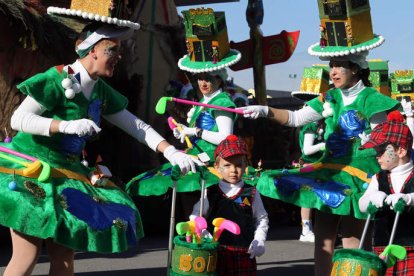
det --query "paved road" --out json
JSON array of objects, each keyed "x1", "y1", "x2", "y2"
[{"x1": 0, "y1": 225, "x2": 314, "y2": 275}]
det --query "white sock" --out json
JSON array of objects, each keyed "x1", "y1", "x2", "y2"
[{"x1": 302, "y1": 220, "x2": 313, "y2": 235}]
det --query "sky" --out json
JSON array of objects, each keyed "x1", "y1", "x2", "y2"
[{"x1": 177, "y1": 1, "x2": 414, "y2": 92}]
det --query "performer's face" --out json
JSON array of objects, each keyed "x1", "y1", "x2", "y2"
[
  {"x1": 93, "y1": 39, "x2": 122, "y2": 78},
  {"x1": 196, "y1": 74, "x2": 220, "y2": 96},
  {"x1": 375, "y1": 143, "x2": 401, "y2": 170},
  {"x1": 214, "y1": 155, "x2": 246, "y2": 184},
  {"x1": 329, "y1": 60, "x2": 359, "y2": 89}
]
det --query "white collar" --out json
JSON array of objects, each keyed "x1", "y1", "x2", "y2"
[
  {"x1": 202, "y1": 89, "x2": 222, "y2": 103},
  {"x1": 390, "y1": 161, "x2": 414, "y2": 175},
  {"x1": 71, "y1": 60, "x2": 97, "y2": 88},
  {"x1": 218, "y1": 179, "x2": 244, "y2": 195},
  {"x1": 340, "y1": 79, "x2": 365, "y2": 97}
]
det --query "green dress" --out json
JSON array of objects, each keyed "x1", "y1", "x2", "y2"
[
  {"x1": 257, "y1": 87, "x2": 399, "y2": 219},
  {"x1": 126, "y1": 92, "x2": 259, "y2": 196},
  {"x1": 0, "y1": 65, "x2": 143, "y2": 253}
]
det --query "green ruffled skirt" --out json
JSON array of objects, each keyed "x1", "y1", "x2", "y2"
[{"x1": 0, "y1": 142, "x2": 143, "y2": 253}]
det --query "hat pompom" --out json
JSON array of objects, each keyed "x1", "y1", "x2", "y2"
[{"x1": 387, "y1": 110, "x2": 404, "y2": 123}]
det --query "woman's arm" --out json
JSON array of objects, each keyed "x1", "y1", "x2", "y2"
[
  {"x1": 239, "y1": 105, "x2": 323, "y2": 127},
  {"x1": 200, "y1": 110, "x2": 233, "y2": 145},
  {"x1": 11, "y1": 96, "x2": 53, "y2": 136},
  {"x1": 103, "y1": 109, "x2": 165, "y2": 151},
  {"x1": 302, "y1": 132, "x2": 325, "y2": 156}
]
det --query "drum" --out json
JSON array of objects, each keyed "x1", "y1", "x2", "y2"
[
  {"x1": 331, "y1": 248, "x2": 387, "y2": 276},
  {"x1": 171, "y1": 236, "x2": 218, "y2": 275}
]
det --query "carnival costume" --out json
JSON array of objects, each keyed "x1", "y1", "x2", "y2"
[
  {"x1": 358, "y1": 120, "x2": 414, "y2": 275},
  {"x1": 255, "y1": 0, "x2": 399, "y2": 221},
  {"x1": 258, "y1": 84, "x2": 398, "y2": 219},
  {"x1": 0, "y1": 62, "x2": 143, "y2": 253},
  {"x1": 190, "y1": 135, "x2": 269, "y2": 275},
  {"x1": 125, "y1": 7, "x2": 260, "y2": 198}
]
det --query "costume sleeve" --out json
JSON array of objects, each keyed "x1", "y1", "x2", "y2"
[
  {"x1": 103, "y1": 109, "x2": 165, "y2": 151},
  {"x1": 358, "y1": 175, "x2": 380, "y2": 213},
  {"x1": 363, "y1": 92, "x2": 400, "y2": 119},
  {"x1": 16, "y1": 68, "x2": 63, "y2": 111},
  {"x1": 252, "y1": 192, "x2": 269, "y2": 242},
  {"x1": 303, "y1": 132, "x2": 325, "y2": 156},
  {"x1": 200, "y1": 111, "x2": 234, "y2": 145},
  {"x1": 10, "y1": 96, "x2": 53, "y2": 136},
  {"x1": 286, "y1": 106, "x2": 324, "y2": 127}
]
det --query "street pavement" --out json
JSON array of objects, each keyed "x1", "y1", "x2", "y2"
[{"x1": 0, "y1": 225, "x2": 314, "y2": 275}]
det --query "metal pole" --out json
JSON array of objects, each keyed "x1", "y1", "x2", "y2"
[
  {"x1": 167, "y1": 180, "x2": 177, "y2": 275},
  {"x1": 358, "y1": 214, "x2": 371, "y2": 249},
  {"x1": 199, "y1": 178, "x2": 206, "y2": 217},
  {"x1": 388, "y1": 212, "x2": 401, "y2": 245}
]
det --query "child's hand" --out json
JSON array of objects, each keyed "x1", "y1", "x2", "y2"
[
  {"x1": 248, "y1": 240, "x2": 265, "y2": 259},
  {"x1": 385, "y1": 193, "x2": 412, "y2": 209},
  {"x1": 368, "y1": 191, "x2": 387, "y2": 208}
]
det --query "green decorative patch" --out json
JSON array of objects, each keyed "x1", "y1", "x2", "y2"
[
  {"x1": 113, "y1": 218, "x2": 127, "y2": 230},
  {"x1": 58, "y1": 194, "x2": 68, "y2": 209},
  {"x1": 24, "y1": 181, "x2": 46, "y2": 199}
]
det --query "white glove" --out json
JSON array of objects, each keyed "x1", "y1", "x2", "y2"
[
  {"x1": 237, "y1": 105, "x2": 269, "y2": 119},
  {"x1": 58, "y1": 119, "x2": 101, "y2": 137},
  {"x1": 358, "y1": 132, "x2": 371, "y2": 146},
  {"x1": 247, "y1": 239, "x2": 265, "y2": 259},
  {"x1": 177, "y1": 124, "x2": 198, "y2": 143},
  {"x1": 368, "y1": 191, "x2": 387, "y2": 208},
  {"x1": 163, "y1": 145, "x2": 196, "y2": 174},
  {"x1": 385, "y1": 193, "x2": 412, "y2": 209},
  {"x1": 172, "y1": 128, "x2": 181, "y2": 139},
  {"x1": 401, "y1": 99, "x2": 413, "y2": 116}
]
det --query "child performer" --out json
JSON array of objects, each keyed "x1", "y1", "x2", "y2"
[
  {"x1": 359, "y1": 120, "x2": 414, "y2": 275},
  {"x1": 190, "y1": 135, "x2": 269, "y2": 275}
]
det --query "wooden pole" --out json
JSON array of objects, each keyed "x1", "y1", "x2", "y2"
[{"x1": 246, "y1": 0, "x2": 266, "y2": 105}]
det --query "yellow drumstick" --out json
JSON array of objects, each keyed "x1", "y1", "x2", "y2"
[{"x1": 171, "y1": 118, "x2": 193, "y2": 149}]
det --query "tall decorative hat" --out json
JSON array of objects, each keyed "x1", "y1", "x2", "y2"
[
  {"x1": 47, "y1": 0, "x2": 140, "y2": 30},
  {"x1": 308, "y1": 0, "x2": 384, "y2": 58},
  {"x1": 178, "y1": 8, "x2": 241, "y2": 73},
  {"x1": 292, "y1": 64, "x2": 330, "y2": 101},
  {"x1": 390, "y1": 69, "x2": 414, "y2": 101}
]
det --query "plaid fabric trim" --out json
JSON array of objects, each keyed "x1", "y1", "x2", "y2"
[
  {"x1": 373, "y1": 246, "x2": 414, "y2": 275},
  {"x1": 363, "y1": 121, "x2": 413, "y2": 150},
  {"x1": 214, "y1": 135, "x2": 248, "y2": 159},
  {"x1": 216, "y1": 246, "x2": 257, "y2": 275}
]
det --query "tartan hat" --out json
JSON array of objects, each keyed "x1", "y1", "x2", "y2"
[
  {"x1": 360, "y1": 121, "x2": 413, "y2": 150},
  {"x1": 214, "y1": 135, "x2": 248, "y2": 159}
]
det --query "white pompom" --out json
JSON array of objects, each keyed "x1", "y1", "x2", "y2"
[
  {"x1": 323, "y1": 102, "x2": 331, "y2": 109},
  {"x1": 65, "y1": 89, "x2": 76, "y2": 99},
  {"x1": 61, "y1": 78, "x2": 72, "y2": 89}
]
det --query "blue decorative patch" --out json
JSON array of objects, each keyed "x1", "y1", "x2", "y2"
[
  {"x1": 274, "y1": 175, "x2": 350, "y2": 208},
  {"x1": 196, "y1": 112, "x2": 215, "y2": 131},
  {"x1": 234, "y1": 197, "x2": 242, "y2": 204},
  {"x1": 61, "y1": 188, "x2": 137, "y2": 246},
  {"x1": 326, "y1": 110, "x2": 366, "y2": 158},
  {"x1": 88, "y1": 99, "x2": 102, "y2": 126}
]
